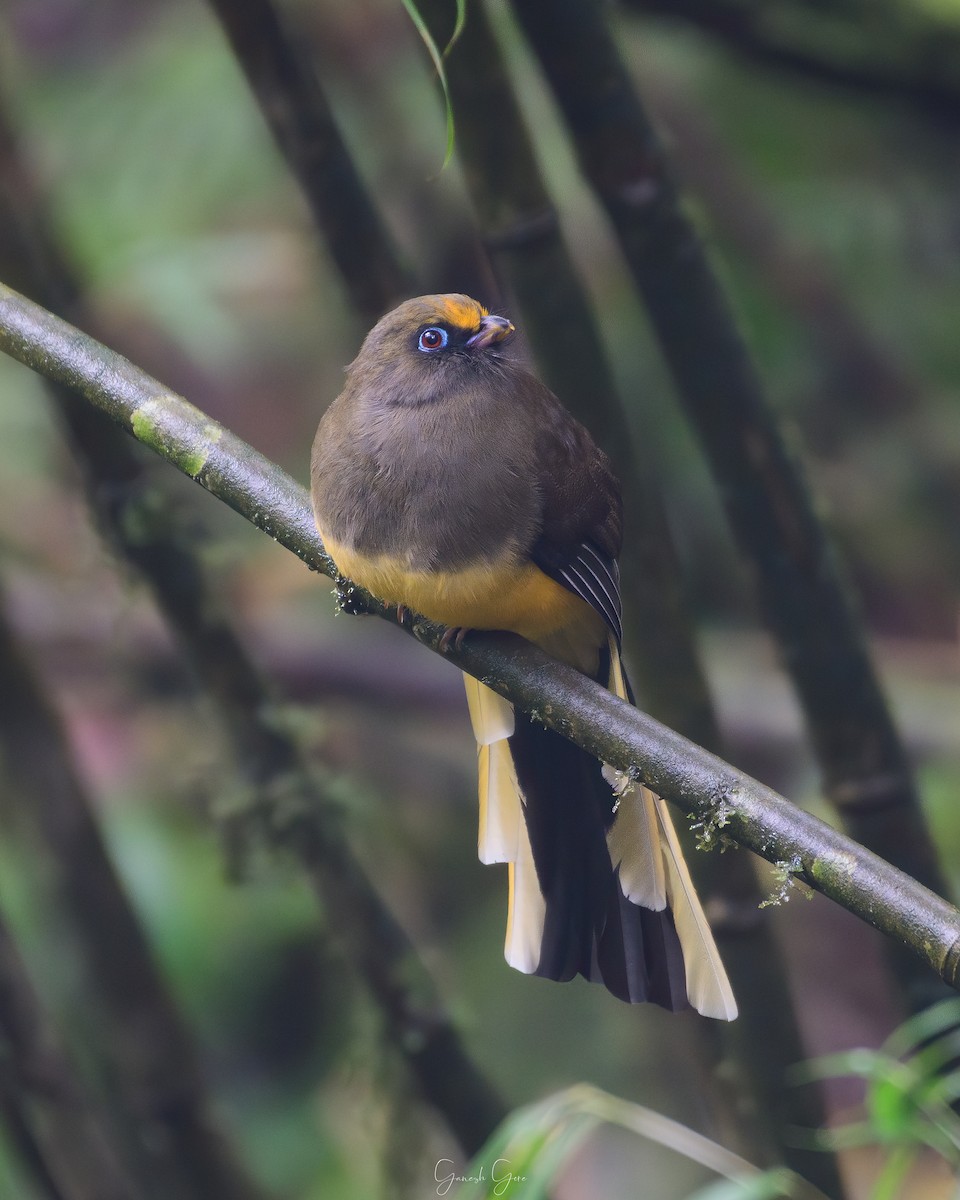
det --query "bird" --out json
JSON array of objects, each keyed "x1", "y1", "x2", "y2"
[{"x1": 310, "y1": 293, "x2": 736, "y2": 1019}]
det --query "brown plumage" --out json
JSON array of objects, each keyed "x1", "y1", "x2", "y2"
[{"x1": 311, "y1": 294, "x2": 736, "y2": 1018}]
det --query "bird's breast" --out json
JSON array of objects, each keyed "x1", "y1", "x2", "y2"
[
  {"x1": 313, "y1": 396, "x2": 541, "y2": 570},
  {"x1": 318, "y1": 529, "x2": 596, "y2": 647}
]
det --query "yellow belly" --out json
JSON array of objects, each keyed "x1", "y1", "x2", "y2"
[{"x1": 321, "y1": 530, "x2": 598, "y2": 648}]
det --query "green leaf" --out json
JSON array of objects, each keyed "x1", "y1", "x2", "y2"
[
  {"x1": 926, "y1": 1066, "x2": 960, "y2": 1107},
  {"x1": 789, "y1": 1048, "x2": 888, "y2": 1085},
  {"x1": 788, "y1": 1121, "x2": 875, "y2": 1153},
  {"x1": 867, "y1": 1062, "x2": 925, "y2": 1140},
  {"x1": 869, "y1": 1145, "x2": 917, "y2": 1200},
  {"x1": 457, "y1": 1085, "x2": 831, "y2": 1200},
  {"x1": 444, "y1": 0, "x2": 468, "y2": 56},
  {"x1": 400, "y1": 0, "x2": 468, "y2": 171},
  {"x1": 686, "y1": 1167, "x2": 805, "y2": 1200},
  {"x1": 882, "y1": 998, "x2": 960, "y2": 1060}
]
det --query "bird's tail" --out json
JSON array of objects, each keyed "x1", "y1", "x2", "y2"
[{"x1": 463, "y1": 640, "x2": 737, "y2": 1019}]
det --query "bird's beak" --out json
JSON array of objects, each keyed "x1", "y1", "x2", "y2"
[{"x1": 466, "y1": 314, "x2": 515, "y2": 349}]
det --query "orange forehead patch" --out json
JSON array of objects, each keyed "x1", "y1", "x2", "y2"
[{"x1": 435, "y1": 294, "x2": 488, "y2": 332}]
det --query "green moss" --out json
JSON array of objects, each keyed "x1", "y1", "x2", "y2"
[
  {"x1": 760, "y1": 855, "x2": 813, "y2": 908},
  {"x1": 132, "y1": 397, "x2": 221, "y2": 478}
]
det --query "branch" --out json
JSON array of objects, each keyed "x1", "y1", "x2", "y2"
[{"x1": 1, "y1": 282, "x2": 958, "y2": 996}]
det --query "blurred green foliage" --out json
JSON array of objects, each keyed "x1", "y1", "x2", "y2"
[{"x1": 794, "y1": 1000, "x2": 960, "y2": 1198}]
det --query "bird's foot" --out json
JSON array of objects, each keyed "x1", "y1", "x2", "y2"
[
  {"x1": 395, "y1": 603, "x2": 410, "y2": 627},
  {"x1": 438, "y1": 625, "x2": 470, "y2": 653}
]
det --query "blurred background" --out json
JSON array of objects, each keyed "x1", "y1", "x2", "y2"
[{"x1": 0, "y1": 0, "x2": 958, "y2": 1197}]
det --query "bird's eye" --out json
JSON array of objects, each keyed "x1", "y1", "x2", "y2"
[{"x1": 418, "y1": 326, "x2": 448, "y2": 352}]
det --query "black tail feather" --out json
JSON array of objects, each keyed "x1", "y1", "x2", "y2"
[{"x1": 508, "y1": 713, "x2": 688, "y2": 1010}]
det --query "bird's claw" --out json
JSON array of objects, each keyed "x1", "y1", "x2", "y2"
[{"x1": 438, "y1": 625, "x2": 470, "y2": 653}]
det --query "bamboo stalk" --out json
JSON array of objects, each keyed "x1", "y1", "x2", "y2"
[
  {"x1": 413, "y1": 2, "x2": 839, "y2": 1189},
  {"x1": 623, "y1": 0, "x2": 960, "y2": 126},
  {"x1": 508, "y1": 0, "x2": 951, "y2": 1015},
  {"x1": 420, "y1": 0, "x2": 717, "y2": 744},
  {"x1": 0, "y1": 911, "x2": 144, "y2": 1200},
  {"x1": 205, "y1": 0, "x2": 411, "y2": 320},
  {"x1": 0, "y1": 603, "x2": 273, "y2": 1200}
]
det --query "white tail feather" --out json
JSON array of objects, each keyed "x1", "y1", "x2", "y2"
[
  {"x1": 654, "y1": 795, "x2": 738, "y2": 1021},
  {"x1": 606, "y1": 633, "x2": 735, "y2": 1019},
  {"x1": 607, "y1": 638, "x2": 629, "y2": 700},
  {"x1": 606, "y1": 785, "x2": 667, "y2": 909},
  {"x1": 603, "y1": 635, "x2": 667, "y2": 909},
  {"x1": 465, "y1": 673, "x2": 546, "y2": 970},
  {"x1": 463, "y1": 674, "x2": 515, "y2": 744},
  {"x1": 466, "y1": 638, "x2": 735, "y2": 1018},
  {"x1": 477, "y1": 740, "x2": 522, "y2": 864},
  {"x1": 504, "y1": 820, "x2": 545, "y2": 974}
]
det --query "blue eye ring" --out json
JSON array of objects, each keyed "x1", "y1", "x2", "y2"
[{"x1": 418, "y1": 326, "x2": 448, "y2": 352}]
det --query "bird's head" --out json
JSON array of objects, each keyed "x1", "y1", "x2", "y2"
[{"x1": 345, "y1": 294, "x2": 516, "y2": 408}]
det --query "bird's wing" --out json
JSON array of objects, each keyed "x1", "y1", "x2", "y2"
[
  {"x1": 526, "y1": 394, "x2": 625, "y2": 646},
  {"x1": 533, "y1": 538, "x2": 623, "y2": 647}
]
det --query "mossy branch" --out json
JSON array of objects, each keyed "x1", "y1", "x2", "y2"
[{"x1": 1, "y1": 280, "x2": 959, "y2": 994}]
